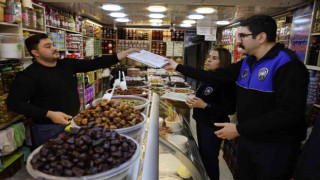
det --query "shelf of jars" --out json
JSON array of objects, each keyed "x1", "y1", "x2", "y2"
[
  {"x1": 0, "y1": 22, "x2": 19, "y2": 27},
  {"x1": 22, "y1": 28, "x2": 46, "y2": 34},
  {"x1": 46, "y1": 25, "x2": 81, "y2": 34}
]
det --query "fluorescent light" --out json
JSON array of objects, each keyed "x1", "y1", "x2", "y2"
[
  {"x1": 151, "y1": 23, "x2": 162, "y2": 26},
  {"x1": 148, "y1": 6, "x2": 166, "y2": 12},
  {"x1": 180, "y1": 23, "x2": 192, "y2": 27},
  {"x1": 188, "y1": 14, "x2": 204, "y2": 20},
  {"x1": 115, "y1": 18, "x2": 130, "y2": 22},
  {"x1": 149, "y1": 13, "x2": 165, "y2": 18},
  {"x1": 195, "y1": 7, "x2": 215, "y2": 14},
  {"x1": 102, "y1": 4, "x2": 122, "y2": 11},
  {"x1": 216, "y1": 20, "x2": 230, "y2": 25},
  {"x1": 149, "y1": 19, "x2": 162, "y2": 23},
  {"x1": 110, "y1": 12, "x2": 126, "y2": 18},
  {"x1": 183, "y1": 20, "x2": 196, "y2": 24},
  {"x1": 85, "y1": 19, "x2": 102, "y2": 27}
]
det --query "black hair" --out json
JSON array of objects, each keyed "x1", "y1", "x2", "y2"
[
  {"x1": 25, "y1": 33, "x2": 49, "y2": 59},
  {"x1": 240, "y1": 15, "x2": 277, "y2": 42}
]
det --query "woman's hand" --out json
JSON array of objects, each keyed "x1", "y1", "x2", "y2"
[{"x1": 185, "y1": 97, "x2": 207, "y2": 109}]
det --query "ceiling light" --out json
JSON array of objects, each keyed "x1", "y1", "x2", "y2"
[
  {"x1": 180, "y1": 23, "x2": 192, "y2": 27},
  {"x1": 149, "y1": 13, "x2": 165, "y2": 18},
  {"x1": 102, "y1": 4, "x2": 122, "y2": 11},
  {"x1": 148, "y1": 6, "x2": 166, "y2": 12},
  {"x1": 85, "y1": 19, "x2": 102, "y2": 27},
  {"x1": 115, "y1": 18, "x2": 130, "y2": 22},
  {"x1": 183, "y1": 20, "x2": 196, "y2": 24},
  {"x1": 216, "y1": 20, "x2": 230, "y2": 25},
  {"x1": 150, "y1": 19, "x2": 162, "y2": 23},
  {"x1": 195, "y1": 7, "x2": 215, "y2": 14},
  {"x1": 188, "y1": 14, "x2": 204, "y2": 20},
  {"x1": 151, "y1": 23, "x2": 162, "y2": 26},
  {"x1": 110, "y1": 12, "x2": 126, "y2": 18}
]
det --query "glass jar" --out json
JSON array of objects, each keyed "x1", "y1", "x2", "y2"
[
  {"x1": 0, "y1": 73, "x2": 4, "y2": 96},
  {"x1": 1, "y1": 67, "x2": 15, "y2": 93},
  {"x1": 0, "y1": 94, "x2": 9, "y2": 123},
  {"x1": 28, "y1": 9, "x2": 36, "y2": 29},
  {"x1": 22, "y1": 7, "x2": 30, "y2": 29},
  {"x1": 35, "y1": 9, "x2": 44, "y2": 31}
]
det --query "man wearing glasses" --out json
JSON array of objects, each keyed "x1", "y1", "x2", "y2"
[{"x1": 164, "y1": 15, "x2": 308, "y2": 180}]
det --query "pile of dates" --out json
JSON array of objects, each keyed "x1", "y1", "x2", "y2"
[
  {"x1": 113, "y1": 87, "x2": 145, "y2": 95},
  {"x1": 126, "y1": 80, "x2": 145, "y2": 86},
  {"x1": 167, "y1": 82, "x2": 188, "y2": 88},
  {"x1": 31, "y1": 124, "x2": 137, "y2": 177},
  {"x1": 74, "y1": 100, "x2": 144, "y2": 129}
]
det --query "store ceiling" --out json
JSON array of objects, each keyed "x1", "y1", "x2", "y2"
[{"x1": 39, "y1": 0, "x2": 310, "y2": 28}]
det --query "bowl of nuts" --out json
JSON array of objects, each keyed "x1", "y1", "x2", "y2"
[
  {"x1": 27, "y1": 125, "x2": 141, "y2": 180},
  {"x1": 71, "y1": 100, "x2": 147, "y2": 140}
]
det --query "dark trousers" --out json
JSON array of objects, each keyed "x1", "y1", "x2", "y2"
[
  {"x1": 196, "y1": 123, "x2": 222, "y2": 180},
  {"x1": 33, "y1": 123, "x2": 67, "y2": 146},
  {"x1": 238, "y1": 136, "x2": 300, "y2": 180}
]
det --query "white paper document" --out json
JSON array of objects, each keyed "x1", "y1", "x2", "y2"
[{"x1": 127, "y1": 50, "x2": 169, "y2": 68}]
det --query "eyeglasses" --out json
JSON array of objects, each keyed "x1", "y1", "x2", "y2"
[{"x1": 237, "y1": 33, "x2": 256, "y2": 41}]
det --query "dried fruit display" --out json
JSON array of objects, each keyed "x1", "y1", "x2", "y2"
[
  {"x1": 112, "y1": 87, "x2": 146, "y2": 95},
  {"x1": 126, "y1": 80, "x2": 146, "y2": 86},
  {"x1": 74, "y1": 99, "x2": 144, "y2": 129},
  {"x1": 31, "y1": 125, "x2": 137, "y2": 177},
  {"x1": 167, "y1": 82, "x2": 189, "y2": 88}
]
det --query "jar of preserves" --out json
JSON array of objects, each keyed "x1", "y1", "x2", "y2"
[
  {"x1": 28, "y1": 9, "x2": 36, "y2": 29},
  {"x1": 22, "y1": 7, "x2": 30, "y2": 29},
  {"x1": 35, "y1": 9, "x2": 44, "y2": 31},
  {"x1": 1, "y1": 67, "x2": 15, "y2": 93},
  {"x1": 0, "y1": 94, "x2": 9, "y2": 123}
]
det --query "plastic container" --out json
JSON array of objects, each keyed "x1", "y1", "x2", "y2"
[
  {"x1": 26, "y1": 135, "x2": 141, "y2": 180},
  {"x1": 1, "y1": 67, "x2": 15, "y2": 93},
  {"x1": 0, "y1": 34, "x2": 23, "y2": 59},
  {"x1": 168, "y1": 135, "x2": 188, "y2": 153},
  {"x1": 106, "y1": 88, "x2": 149, "y2": 98},
  {"x1": 165, "y1": 116, "x2": 182, "y2": 132},
  {"x1": 93, "y1": 95, "x2": 149, "y2": 115},
  {"x1": 71, "y1": 113, "x2": 147, "y2": 140}
]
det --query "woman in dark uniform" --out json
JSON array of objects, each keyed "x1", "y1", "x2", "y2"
[{"x1": 185, "y1": 48, "x2": 236, "y2": 180}]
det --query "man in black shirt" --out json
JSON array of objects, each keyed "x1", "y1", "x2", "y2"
[{"x1": 7, "y1": 33, "x2": 139, "y2": 146}]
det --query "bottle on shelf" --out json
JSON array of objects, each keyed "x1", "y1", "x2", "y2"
[{"x1": 309, "y1": 38, "x2": 320, "y2": 66}]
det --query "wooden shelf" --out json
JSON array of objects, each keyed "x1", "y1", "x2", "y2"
[
  {"x1": 0, "y1": 22, "x2": 19, "y2": 27},
  {"x1": 313, "y1": 103, "x2": 320, "y2": 108},
  {"x1": 32, "y1": 2, "x2": 45, "y2": 9},
  {"x1": 311, "y1": 32, "x2": 320, "y2": 36},
  {"x1": 47, "y1": 25, "x2": 82, "y2": 34},
  {"x1": 66, "y1": 49, "x2": 82, "y2": 51},
  {"x1": 0, "y1": 115, "x2": 25, "y2": 131},
  {"x1": 151, "y1": 40, "x2": 165, "y2": 42},
  {"x1": 117, "y1": 39, "x2": 149, "y2": 41},
  {"x1": 102, "y1": 38, "x2": 116, "y2": 40},
  {"x1": 306, "y1": 65, "x2": 320, "y2": 71},
  {"x1": 22, "y1": 28, "x2": 46, "y2": 34}
]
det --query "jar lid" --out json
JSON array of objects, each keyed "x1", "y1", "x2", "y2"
[{"x1": 1, "y1": 67, "x2": 12, "y2": 71}]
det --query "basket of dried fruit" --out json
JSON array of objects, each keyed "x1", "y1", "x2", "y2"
[
  {"x1": 26, "y1": 125, "x2": 140, "y2": 180},
  {"x1": 71, "y1": 100, "x2": 147, "y2": 139}
]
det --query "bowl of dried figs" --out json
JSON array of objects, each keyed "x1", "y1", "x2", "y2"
[
  {"x1": 27, "y1": 125, "x2": 140, "y2": 180},
  {"x1": 71, "y1": 100, "x2": 147, "y2": 139}
]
